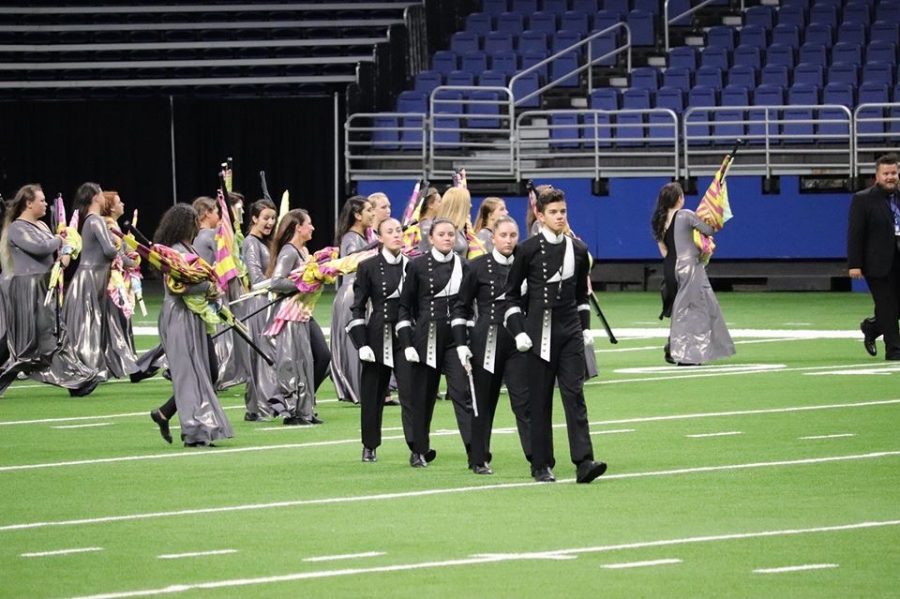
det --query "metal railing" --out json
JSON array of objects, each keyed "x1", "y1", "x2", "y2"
[
  {"x1": 664, "y1": 0, "x2": 746, "y2": 52},
  {"x1": 516, "y1": 108, "x2": 679, "y2": 179},
  {"x1": 682, "y1": 104, "x2": 854, "y2": 178},
  {"x1": 853, "y1": 102, "x2": 900, "y2": 176},
  {"x1": 344, "y1": 111, "x2": 428, "y2": 179},
  {"x1": 508, "y1": 22, "x2": 631, "y2": 107}
]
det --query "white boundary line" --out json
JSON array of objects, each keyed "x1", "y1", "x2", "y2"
[
  {"x1": 157, "y1": 550, "x2": 237, "y2": 560},
  {"x1": 67, "y1": 521, "x2": 898, "y2": 598},
  {"x1": 686, "y1": 432, "x2": 743, "y2": 438},
  {"x1": 589, "y1": 363, "x2": 900, "y2": 386},
  {"x1": 3, "y1": 450, "x2": 898, "y2": 533},
  {"x1": 754, "y1": 563, "x2": 838, "y2": 574},
  {"x1": 590, "y1": 429, "x2": 635, "y2": 436},
  {"x1": 21, "y1": 547, "x2": 103, "y2": 558},
  {"x1": 601, "y1": 558, "x2": 682, "y2": 569},
  {"x1": 2, "y1": 399, "x2": 899, "y2": 474},
  {"x1": 800, "y1": 434, "x2": 856, "y2": 440},
  {"x1": 51, "y1": 423, "x2": 113, "y2": 430},
  {"x1": 303, "y1": 551, "x2": 385, "y2": 562}
]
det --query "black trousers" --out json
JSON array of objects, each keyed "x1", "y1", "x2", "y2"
[
  {"x1": 469, "y1": 337, "x2": 531, "y2": 466},
  {"x1": 527, "y1": 322, "x2": 594, "y2": 472},
  {"x1": 309, "y1": 318, "x2": 331, "y2": 392},
  {"x1": 360, "y1": 354, "x2": 414, "y2": 450},
  {"x1": 409, "y1": 345, "x2": 472, "y2": 455},
  {"x1": 865, "y1": 253, "x2": 900, "y2": 360}
]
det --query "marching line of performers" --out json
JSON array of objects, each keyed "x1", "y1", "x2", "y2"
[{"x1": 0, "y1": 176, "x2": 750, "y2": 484}]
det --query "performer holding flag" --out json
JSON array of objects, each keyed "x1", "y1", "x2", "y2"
[{"x1": 652, "y1": 143, "x2": 741, "y2": 366}]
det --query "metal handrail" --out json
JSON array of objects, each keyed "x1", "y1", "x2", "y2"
[
  {"x1": 508, "y1": 22, "x2": 631, "y2": 107},
  {"x1": 344, "y1": 111, "x2": 428, "y2": 180},
  {"x1": 664, "y1": 0, "x2": 746, "y2": 52},
  {"x1": 853, "y1": 102, "x2": 900, "y2": 175}
]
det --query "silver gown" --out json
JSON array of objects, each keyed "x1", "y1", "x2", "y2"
[
  {"x1": 63, "y1": 213, "x2": 140, "y2": 379},
  {"x1": 476, "y1": 227, "x2": 494, "y2": 253},
  {"x1": 194, "y1": 227, "x2": 250, "y2": 390},
  {"x1": 241, "y1": 234, "x2": 279, "y2": 418},
  {"x1": 268, "y1": 244, "x2": 316, "y2": 420},
  {"x1": 0, "y1": 220, "x2": 100, "y2": 394},
  {"x1": 664, "y1": 210, "x2": 735, "y2": 364},
  {"x1": 329, "y1": 231, "x2": 367, "y2": 404},
  {"x1": 160, "y1": 242, "x2": 233, "y2": 444}
]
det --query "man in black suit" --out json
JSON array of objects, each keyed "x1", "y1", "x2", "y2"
[
  {"x1": 504, "y1": 187, "x2": 607, "y2": 484},
  {"x1": 848, "y1": 153, "x2": 900, "y2": 360}
]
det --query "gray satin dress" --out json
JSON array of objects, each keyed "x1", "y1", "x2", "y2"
[
  {"x1": 268, "y1": 244, "x2": 316, "y2": 420},
  {"x1": 63, "y1": 213, "x2": 142, "y2": 380},
  {"x1": 0, "y1": 220, "x2": 100, "y2": 395},
  {"x1": 161, "y1": 242, "x2": 233, "y2": 444},
  {"x1": 330, "y1": 231, "x2": 367, "y2": 404},
  {"x1": 193, "y1": 227, "x2": 250, "y2": 390},
  {"x1": 476, "y1": 228, "x2": 493, "y2": 253},
  {"x1": 242, "y1": 234, "x2": 279, "y2": 418},
  {"x1": 664, "y1": 209, "x2": 735, "y2": 364}
]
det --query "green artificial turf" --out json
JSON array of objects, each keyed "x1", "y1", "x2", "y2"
[{"x1": 1, "y1": 291, "x2": 898, "y2": 598}]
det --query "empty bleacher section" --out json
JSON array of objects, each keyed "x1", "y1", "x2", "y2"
[{"x1": 344, "y1": 0, "x2": 900, "y2": 183}]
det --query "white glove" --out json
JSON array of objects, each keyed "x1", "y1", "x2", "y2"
[
  {"x1": 358, "y1": 346, "x2": 376, "y2": 363},
  {"x1": 404, "y1": 347, "x2": 420, "y2": 363},
  {"x1": 456, "y1": 345, "x2": 473, "y2": 371},
  {"x1": 515, "y1": 333, "x2": 533, "y2": 352},
  {"x1": 583, "y1": 330, "x2": 593, "y2": 347}
]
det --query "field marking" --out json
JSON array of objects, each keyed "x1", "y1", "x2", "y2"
[
  {"x1": 601, "y1": 558, "x2": 682, "y2": 569},
  {"x1": 686, "y1": 432, "x2": 743, "y2": 439},
  {"x1": 21, "y1": 547, "x2": 103, "y2": 558},
  {"x1": 303, "y1": 551, "x2": 385, "y2": 562},
  {"x1": 754, "y1": 563, "x2": 838, "y2": 574},
  {"x1": 590, "y1": 429, "x2": 635, "y2": 436},
  {"x1": 66, "y1": 520, "x2": 898, "y2": 599},
  {"x1": 805, "y1": 366, "x2": 900, "y2": 376},
  {"x1": 3, "y1": 450, "x2": 899, "y2": 534},
  {"x1": 590, "y1": 362, "x2": 900, "y2": 386},
  {"x1": 2, "y1": 398, "x2": 899, "y2": 474},
  {"x1": 51, "y1": 423, "x2": 113, "y2": 430},
  {"x1": 800, "y1": 434, "x2": 856, "y2": 440},
  {"x1": 158, "y1": 550, "x2": 237, "y2": 560},
  {"x1": 615, "y1": 364, "x2": 784, "y2": 375}
]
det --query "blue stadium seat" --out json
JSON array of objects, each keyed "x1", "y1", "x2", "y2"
[
  {"x1": 451, "y1": 31, "x2": 480, "y2": 54},
  {"x1": 668, "y1": 0, "x2": 692, "y2": 26},
  {"x1": 529, "y1": 11, "x2": 558, "y2": 34},
  {"x1": 656, "y1": 86, "x2": 685, "y2": 113},
  {"x1": 856, "y1": 83, "x2": 888, "y2": 142},
  {"x1": 828, "y1": 62, "x2": 859, "y2": 86},
  {"x1": 634, "y1": 0, "x2": 660, "y2": 15},
  {"x1": 589, "y1": 31, "x2": 618, "y2": 66},
  {"x1": 461, "y1": 52, "x2": 489, "y2": 76},
  {"x1": 572, "y1": 0, "x2": 599, "y2": 15},
  {"x1": 809, "y1": 3, "x2": 838, "y2": 28},
  {"x1": 795, "y1": 63, "x2": 825, "y2": 87},
  {"x1": 615, "y1": 112, "x2": 645, "y2": 146},
  {"x1": 866, "y1": 41, "x2": 897, "y2": 66},
  {"x1": 837, "y1": 22, "x2": 866, "y2": 46},
  {"x1": 561, "y1": 10, "x2": 590, "y2": 35},
  {"x1": 485, "y1": 31, "x2": 515, "y2": 54},
  {"x1": 728, "y1": 65, "x2": 758, "y2": 89},
  {"x1": 590, "y1": 87, "x2": 620, "y2": 110},
  {"x1": 832, "y1": 42, "x2": 863, "y2": 66},
  {"x1": 550, "y1": 113, "x2": 581, "y2": 148},
  {"x1": 542, "y1": 0, "x2": 568, "y2": 14},
  {"x1": 468, "y1": 90, "x2": 502, "y2": 129},
  {"x1": 876, "y1": 2, "x2": 900, "y2": 24},
  {"x1": 772, "y1": 24, "x2": 801, "y2": 49},
  {"x1": 521, "y1": 51, "x2": 549, "y2": 81},
  {"x1": 696, "y1": 65, "x2": 724, "y2": 90},
  {"x1": 466, "y1": 12, "x2": 493, "y2": 35},
  {"x1": 858, "y1": 81, "x2": 890, "y2": 104},
  {"x1": 511, "y1": 71, "x2": 541, "y2": 107},
  {"x1": 553, "y1": 30, "x2": 583, "y2": 55},
  {"x1": 707, "y1": 26, "x2": 736, "y2": 50},
  {"x1": 823, "y1": 82, "x2": 854, "y2": 107},
  {"x1": 784, "y1": 83, "x2": 819, "y2": 140},
  {"x1": 740, "y1": 25, "x2": 768, "y2": 50},
  {"x1": 432, "y1": 50, "x2": 458, "y2": 75},
  {"x1": 631, "y1": 66, "x2": 660, "y2": 91},
  {"x1": 734, "y1": 45, "x2": 762, "y2": 69},
  {"x1": 483, "y1": 0, "x2": 508, "y2": 16},
  {"x1": 519, "y1": 30, "x2": 549, "y2": 54},
  {"x1": 745, "y1": 5, "x2": 775, "y2": 29},
  {"x1": 397, "y1": 91, "x2": 428, "y2": 147},
  {"x1": 663, "y1": 66, "x2": 693, "y2": 92},
  {"x1": 686, "y1": 86, "x2": 717, "y2": 143},
  {"x1": 749, "y1": 84, "x2": 784, "y2": 143},
  {"x1": 701, "y1": 46, "x2": 730, "y2": 70},
  {"x1": 649, "y1": 110, "x2": 677, "y2": 146},
  {"x1": 714, "y1": 109, "x2": 746, "y2": 141},
  {"x1": 479, "y1": 70, "x2": 508, "y2": 88},
  {"x1": 843, "y1": 2, "x2": 872, "y2": 26},
  {"x1": 414, "y1": 70, "x2": 443, "y2": 95},
  {"x1": 862, "y1": 61, "x2": 893, "y2": 85},
  {"x1": 447, "y1": 70, "x2": 475, "y2": 87},
  {"x1": 605, "y1": 0, "x2": 632, "y2": 18},
  {"x1": 804, "y1": 23, "x2": 833, "y2": 48},
  {"x1": 549, "y1": 51, "x2": 580, "y2": 87},
  {"x1": 512, "y1": 0, "x2": 539, "y2": 14},
  {"x1": 870, "y1": 21, "x2": 900, "y2": 44},
  {"x1": 669, "y1": 46, "x2": 698, "y2": 71},
  {"x1": 372, "y1": 116, "x2": 399, "y2": 150},
  {"x1": 623, "y1": 87, "x2": 651, "y2": 109},
  {"x1": 761, "y1": 64, "x2": 790, "y2": 87},
  {"x1": 778, "y1": 4, "x2": 806, "y2": 28},
  {"x1": 491, "y1": 50, "x2": 519, "y2": 75},
  {"x1": 818, "y1": 99, "x2": 851, "y2": 140},
  {"x1": 799, "y1": 43, "x2": 827, "y2": 67},
  {"x1": 397, "y1": 90, "x2": 428, "y2": 113},
  {"x1": 593, "y1": 9, "x2": 620, "y2": 32},
  {"x1": 626, "y1": 9, "x2": 655, "y2": 46},
  {"x1": 766, "y1": 43, "x2": 795, "y2": 68},
  {"x1": 497, "y1": 12, "x2": 525, "y2": 34},
  {"x1": 722, "y1": 85, "x2": 750, "y2": 106}
]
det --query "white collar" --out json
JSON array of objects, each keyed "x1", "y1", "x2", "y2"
[
  {"x1": 491, "y1": 248, "x2": 514, "y2": 265},
  {"x1": 381, "y1": 247, "x2": 403, "y2": 265},
  {"x1": 540, "y1": 226, "x2": 566, "y2": 245},
  {"x1": 430, "y1": 246, "x2": 454, "y2": 263}
]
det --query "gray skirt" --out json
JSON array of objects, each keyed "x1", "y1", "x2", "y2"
[
  {"x1": 329, "y1": 281, "x2": 362, "y2": 403},
  {"x1": 243, "y1": 293, "x2": 279, "y2": 418},
  {"x1": 669, "y1": 260, "x2": 735, "y2": 364},
  {"x1": 272, "y1": 319, "x2": 316, "y2": 420},
  {"x1": 213, "y1": 277, "x2": 250, "y2": 390}
]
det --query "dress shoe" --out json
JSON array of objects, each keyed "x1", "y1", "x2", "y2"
[
  {"x1": 129, "y1": 368, "x2": 159, "y2": 384},
  {"x1": 184, "y1": 441, "x2": 216, "y2": 448},
  {"x1": 861, "y1": 319, "x2": 877, "y2": 357},
  {"x1": 362, "y1": 447, "x2": 377, "y2": 462},
  {"x1": 283, "y1": 416, "x2": 313, "y2": 426},
  {"x1": 664, "y1": 342, "x2": 675, "y2": 365},
  {"x1": 243, "y1": 412, "x2": 260, "y2": 422},
  {"x1": 533, "y1": 466, "x2": 555, "y2": 483},
  {"x1": 409, "y1": 452, "x2": 427, "y2": 468},
  {"x1": 69, "y1": 378, "x2": 101, "y2": 397},
  {"x1": 576, "y1": 460, "x2": 608, "y2": 484},
  {"x1": 424, "y1": 449, "x2": 437, "y2": 463},
  {"x1": 150, "y1": 410, "x2": 172, "y2": 444},
  {"x1": 309, "y1": 415, "x2": 325, "y2": 425},
  {"x1": 162, "y1": 369, "x2": 172, "y2": 381},
  {"x1": 471, "y1": 463, "x2": 493, "y2": 475},
  {"x1": 384, "y1": 398, "x2": 400, "y2": 406}
]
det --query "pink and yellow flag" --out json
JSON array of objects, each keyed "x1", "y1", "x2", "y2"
[
  {"x1": 214, "y1": 188, "x2": 242, "y2": 289},
  {"x1": 693, "y1": 152, "x2": 735, "y2": 264}
]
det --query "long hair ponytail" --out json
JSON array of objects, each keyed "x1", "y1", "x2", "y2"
[{"x1": 651, "y1": 182, "x2": 684, "y2": 242}]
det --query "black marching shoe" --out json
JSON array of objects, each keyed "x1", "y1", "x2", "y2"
[
  {"x1": 69, "y1": 378, "x2": 101, "y2": 398},
  {"x1": 184, "y1": 441, "x2": 216, "y2": 448},
  {"x1": 362, "y1": 447, "x2": 377, "y2": 463},
  {"x1": 244, "y1": 412, "x2": 260, "y2": 422},
  {"x1": 471, "y1": 463, "x2": 493, "y2": 475},
  {"x1": 533, "y1": 466, "x2": 556, "y2": 483},
  {"x1": 283, "y1": 416, "x2": 313, "y2": 426},
  {"x1": 861, "y1": 319, "x2": 877, "y2": 357},
  {"x1": 129, "y1": 368, "x2": 159, "y2": 384},
  {"x1": 424, "y1": 449, "x2": 437, "y2": 463},
  {"x1": 150, "y1": 410, "x2": 172, "y2": 444},
  {"x1": 309, "y1": 415, "x2": 325, "y2": 425},
  {"x1": 409, "y1": 452, "x2": 427, "y2": 468},
  {"x1": 664, "y1": 342, "x2": 675, "y2": 365},
  {"x1": 576, "y1": 460, "x2": 608, "y2": 484}
]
